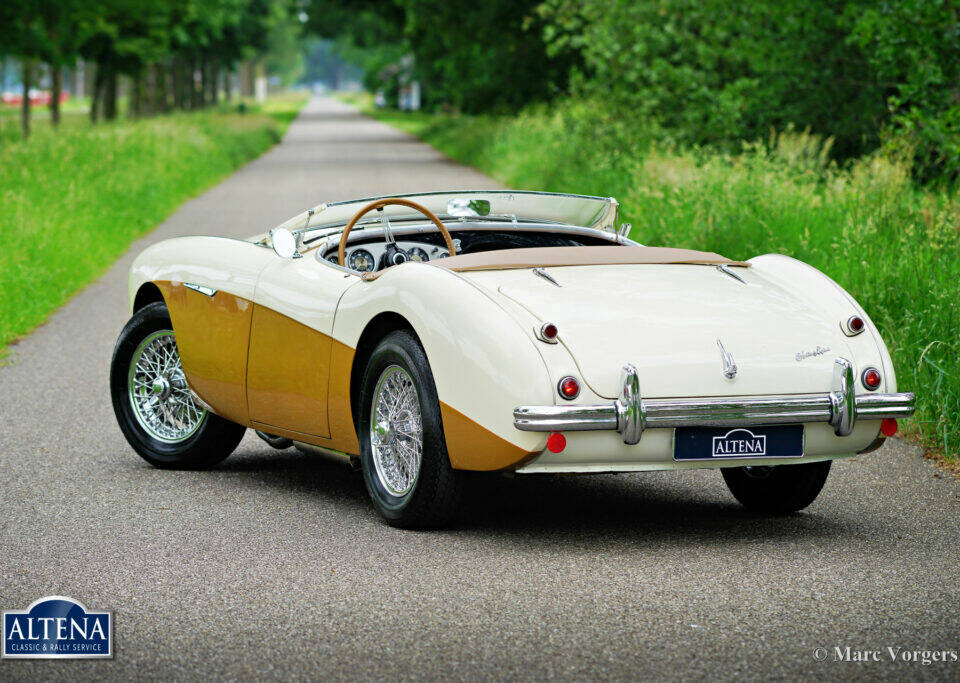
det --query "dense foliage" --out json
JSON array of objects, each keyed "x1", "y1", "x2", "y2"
[
  {"x1": 322, "y1": 0, "x2": 960, "y2": 181},
  {"x1": 307, "y1": 0, "x2": 571, "y2": 113}
]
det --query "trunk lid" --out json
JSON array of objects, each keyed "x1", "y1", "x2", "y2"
[{"x1": 469, "y1": 263, "x2": 852, "y2": 399}]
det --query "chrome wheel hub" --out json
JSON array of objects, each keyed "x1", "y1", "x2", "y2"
[
  {"x1": 151, "y1": 376, "x2": 172, "y2": 400},
  {"x1": 369, "y1": 365, "x2": 423, "y2": 496},
  {"x1": 128, "y1": 330, "x2": 206, "y2": 443}
]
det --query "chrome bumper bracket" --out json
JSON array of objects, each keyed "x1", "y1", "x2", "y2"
[{"x1": 513, "y1": 358, "x2": 915, "y2": 445}]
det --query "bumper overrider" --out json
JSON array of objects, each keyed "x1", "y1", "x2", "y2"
[{"x1": 514, "y1": 358, "x2": 915, "y2": 445}]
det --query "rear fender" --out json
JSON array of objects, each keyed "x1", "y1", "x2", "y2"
[{"x1": 334, "y1": 263, "x2": 553, "y2": 468}]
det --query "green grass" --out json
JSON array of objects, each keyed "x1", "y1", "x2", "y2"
[
  {"x1": 355, "y1": 95, "x2": 960, "y2": 461},
  {"x1": 0, "y1": 94, "x2": 307, "y2": 356}
]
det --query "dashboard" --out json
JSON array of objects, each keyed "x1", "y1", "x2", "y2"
[{"x1": 321, "y1": 240, "x2": 452, "y2": 273}]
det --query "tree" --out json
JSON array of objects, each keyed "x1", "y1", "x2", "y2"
[
  {"x1": 851, "y1": 0, "x2": 960, "y2": 181},
  {"x1": 305, "y1": 0, "x2": 572, "y2": 112},
  {"x1": 0, "y1": 1, "x2": 45, "y2": 137},
  {"x1": 35, "y1": 0, "x2": 95, "y2": 126}
]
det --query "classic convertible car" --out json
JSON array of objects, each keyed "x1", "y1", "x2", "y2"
[{"x1": 111, "y1": 190, "x2": 915, "y2": 527}]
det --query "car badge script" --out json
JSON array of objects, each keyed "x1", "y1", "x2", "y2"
[{"x1": 3, "y1": 596, "x2": 112, "y2": 659}]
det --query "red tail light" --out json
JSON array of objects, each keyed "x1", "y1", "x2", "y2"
[
  {"x1": 862, "y1": 367, "x2": 882, "y2": 390},
  {"x1": 536, "y1": 322, "x2": 559, "y2": 343},
  {"x1": 846, "y1": 315, "x2": 865, "y2": 335},
  {"x1": 558, "y1": 376, "x2": 580, "y2": 400},
  {"x1": 881, "y1": 418, "x2": 898, "y2": 437},
  {"x1": 547, "y1": 432, "x2": 566, "y2": 453}
]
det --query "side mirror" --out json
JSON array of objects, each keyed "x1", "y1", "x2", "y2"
[
  {"x1": 270, "y1": 228, "x2": 301, "y2": 259},
  {"x1": 447, "y1": 198, "x2": 491, "y2": 217}
]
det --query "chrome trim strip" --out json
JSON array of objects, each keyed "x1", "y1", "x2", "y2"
[
  {"x1": 533, "y1": 267, "x2": 561, "y2": 287},
  {"x1": 717, "y1": 263, "x2": 746, "y2": 284},
  {"x1": 189, "y1": 389, "x2": 217, "y2": 414},
  {"x1": 514, "y1": 360, "x2": 915, "y2": 444},
  {"x1": 184, "y1": 283, "x2": 217, "y2": 297}
]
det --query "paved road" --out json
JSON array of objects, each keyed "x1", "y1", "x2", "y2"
[{"x1": 1, "y1": 97, "x2": 957, "y2": 681}]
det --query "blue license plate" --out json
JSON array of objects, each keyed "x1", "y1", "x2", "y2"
[{"x1": 673, "y1": 425, "x2": 804, "y2": 461}]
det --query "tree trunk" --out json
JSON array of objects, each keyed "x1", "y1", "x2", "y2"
[
  {"x1": 90, "y1": 62, "x2": 103, "y2": 122},
  {"x1": 142, "y1": 65, "x2": 154, "y2": 116},
  {"x1": 209, "y1": 62, "x2": 219, "y2": 106},
  {"x1": 50, "y1": 65, "x2": 62, "y2": 127},
  {"x1": 240, "y1": 60, "x2": 254, "y2": 97},
  {"x1": 171, "y1": 60, "x2": 182, "y2": 110},
  {"x1": 200, "y1": 56, "x2": 208, "y2": 106},
  {"x1": 21, "y1": 59, "x2": 32, "y2": 138},
  {"x1": 155, "y1": 62, "x2": 169, "y2": 112},
  {"x1": 103, "y1": 66, "x2": 118, "y2": 120},
  {"x1": 192, "y1": 59, "x2": 202, "y2": 109},
  {"x1": 129, "y1": 71, "x2": 143, "y2": 118}
]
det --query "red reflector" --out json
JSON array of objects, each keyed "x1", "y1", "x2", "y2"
[
  {"x1": 881, "y1": 418, "x2": 898, "y2": 437},
  {"x1": 848, "y1": 316, "x2": 865, "y2": 333},
  {"x1": 547, "y1": 432, "x2": 566, "y2": 453},
  {"x1": 862, "y1": 367, "x2": 882, "y2": 390},
  {"x1": 558, "y1": 376, "x2": 580, "y2": 400},
  {"x1": 541, "y1": 322, "x2": 558, "y2": 340}
]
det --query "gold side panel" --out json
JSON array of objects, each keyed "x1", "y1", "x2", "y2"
[
  {"x1": 327, "y1": 340, "x2": 360, "y2": 454},
  {"x1": 156, "y1": 281, "x2": 252, "y2": 425},
  {"x1": 440, "y1": 402, "x2": 537, "y2": 471},
  {"x1": 247, "y1": 305, "x2": 332, "y2": 438}
]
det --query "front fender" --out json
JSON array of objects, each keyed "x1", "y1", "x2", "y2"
[
  {"x1": 333, "y1": 263, "x2": 553, "y2": 468},
  {"x1": 127, "y1": 236, "x2": 272, "y2": 311}
]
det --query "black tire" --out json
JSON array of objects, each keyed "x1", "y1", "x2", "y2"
[
  {"x1": 110, "y1": 301, "x2": 246, "y2": 469},
  {"x1": 721, "y1": 460, "x2": 832, "y2": 515},
  {"x1": 358, "y1": 330, "x2": 463, "y2": 528}
]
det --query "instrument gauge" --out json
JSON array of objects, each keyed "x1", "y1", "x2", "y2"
[
  {"x1": 407, "y1": 247, "x2": 430, "y2": 263},
  {"x1": 348, "y1": 249, "x2": 376, "y2": 272}
]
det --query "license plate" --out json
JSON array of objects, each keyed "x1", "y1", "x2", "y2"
[{"x1": 673, "y1": 425, "x2": 804, "y2": 461}]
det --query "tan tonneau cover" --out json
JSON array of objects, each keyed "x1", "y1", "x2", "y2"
[{"x1": 434, "y1": 246, "x2": 749, "y2": 272}]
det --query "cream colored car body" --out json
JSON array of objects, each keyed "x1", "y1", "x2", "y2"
[{"x1": 127, "y1": 193, "x2": 903, "y2": 474}]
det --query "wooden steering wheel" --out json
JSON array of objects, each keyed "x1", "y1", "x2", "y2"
[{"x1": 338, "y1": 197, "x2": 457, "y2": 268}]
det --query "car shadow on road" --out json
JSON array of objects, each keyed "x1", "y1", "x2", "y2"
[{"x1": 217, "y1": 446, "x2": 853, "y2": 548}]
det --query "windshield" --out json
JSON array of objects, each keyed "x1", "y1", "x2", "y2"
[{"x1": 273, "y1": 190, "x2": 619, "y2": 235}]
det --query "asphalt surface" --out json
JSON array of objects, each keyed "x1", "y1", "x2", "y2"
[{"x1": 1, "y1": 97, "x2": 957, "y2": 681}]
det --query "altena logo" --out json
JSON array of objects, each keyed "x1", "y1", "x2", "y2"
[
  {"x1": 3, "y1": 596, "x2": 112, "y2": 659},
  {"x1": 712, "y1": 428, "x2": 767, "y2": 457}
]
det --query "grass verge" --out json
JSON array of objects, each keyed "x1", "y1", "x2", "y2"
[
  {"x1": 349, "y1": 94, "x2": 959, "y2": 461},
  {"x1": 0, "y1": 94, "x2": 307, "y2": 357}
]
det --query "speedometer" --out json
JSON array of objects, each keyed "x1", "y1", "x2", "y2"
[
  {"x1": 407, "y1": 247, "x2": 430, "y2": 262},
  {"x1": 348, "y1": 249, "x2": 376, "y2": 272}
]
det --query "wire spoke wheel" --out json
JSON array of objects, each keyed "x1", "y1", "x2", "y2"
[
  {"x1": 127, "y1": 330, "x2": 206, "y2": 443},
  {"x1": 369, "y1": 364, "x2": 423, "y2": 496}
]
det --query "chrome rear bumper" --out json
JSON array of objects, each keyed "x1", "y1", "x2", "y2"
[{"x1": 514, "y1": 358, "x2": 915, "y2": 445}]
